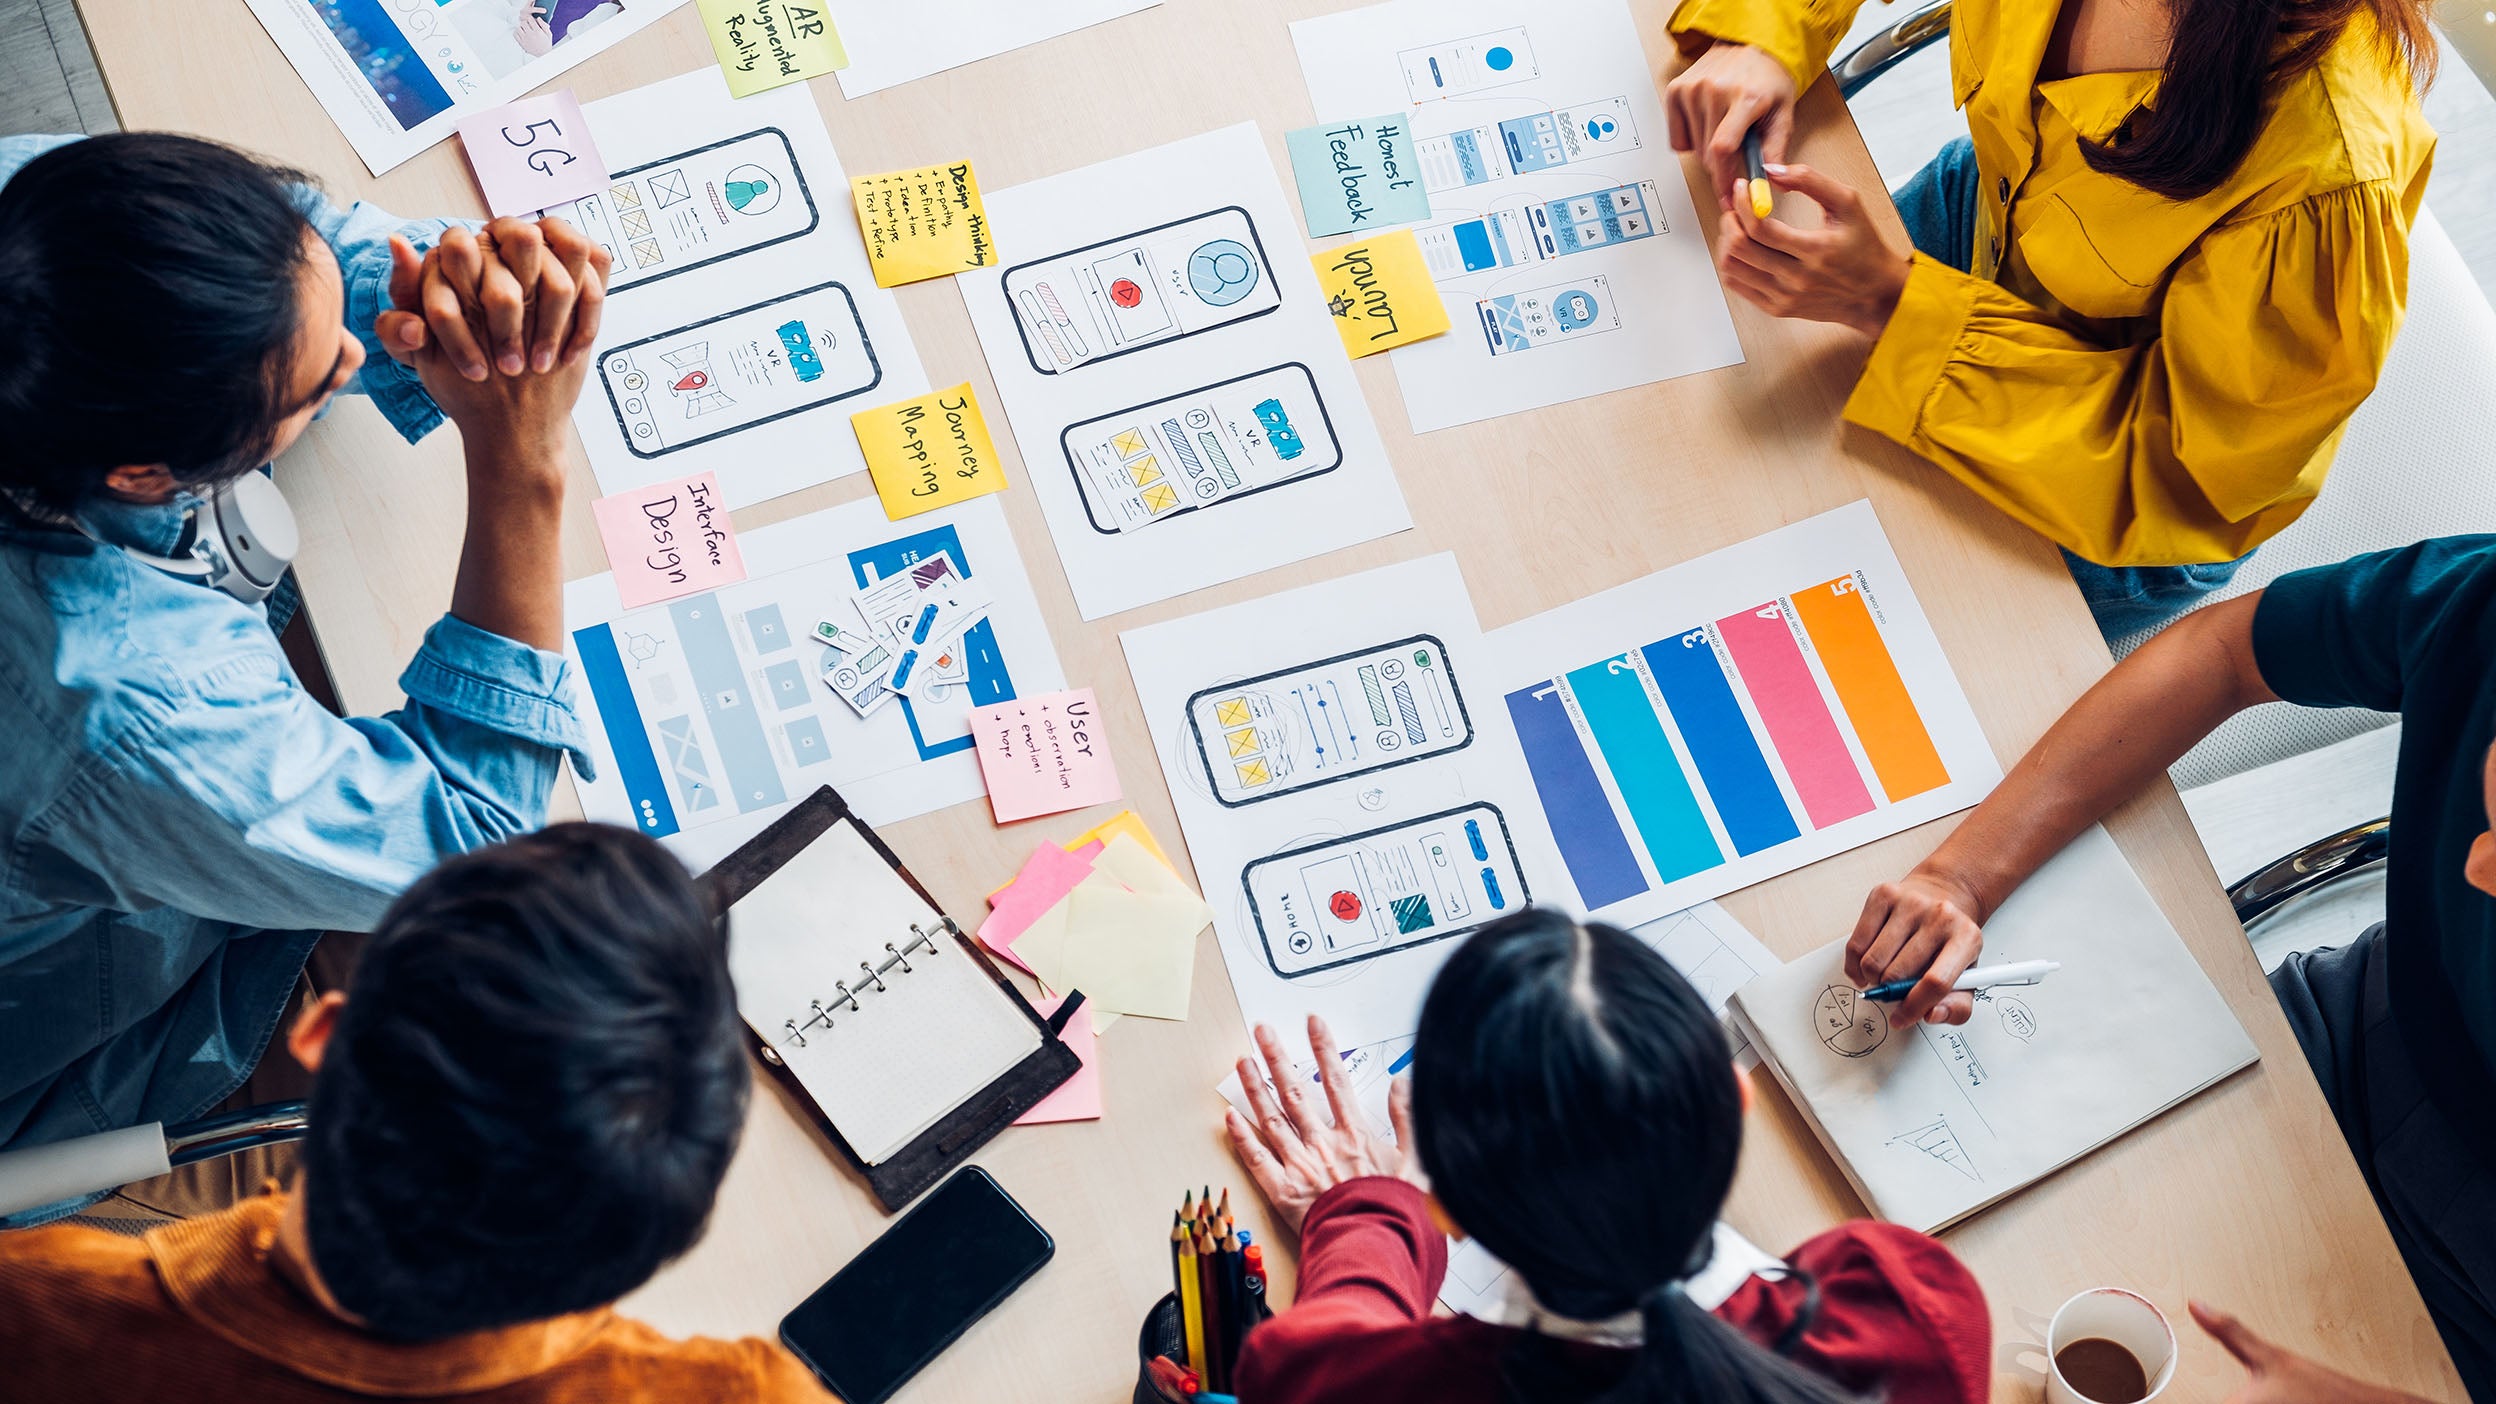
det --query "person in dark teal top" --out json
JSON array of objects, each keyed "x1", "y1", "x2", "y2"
[{"x1": 1836, "y1": 536, "x2": 2496, "y2": 1401}]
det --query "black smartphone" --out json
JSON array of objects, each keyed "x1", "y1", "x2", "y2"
[{"x1": 779, "y1": 1166, "x2": 1054, "y2": 1404}]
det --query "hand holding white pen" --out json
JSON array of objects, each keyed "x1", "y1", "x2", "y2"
[{"x1": 1862, "y1": 959, "x2": 2060, "y2": 1003}]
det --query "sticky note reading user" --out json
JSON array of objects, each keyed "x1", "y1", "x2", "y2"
[
  {"x1": 457, "y1": 89, "x2": 608, "y2": 218},
  {"x1": 853, "y1": 383, "x2": 1007, "y2": 520},
  {"x1": 850, "y1": 163, "x2": 996, "y2": 286},
  {"x1": 696, "y1": 0, "x2": 846, "y2": 97},
  {"x1": 590, "y1": 471, "x2": 746, "y2": 609},
  {"x1": 971, "y1": 688, "x2": 1121, "y2": 823},
  {"x1": 1314, "y1": 229, "x2": 1451, "y2": 358},
  {"x1": 1286, "y1": 114, "x2": 1430, "y2": 237}
]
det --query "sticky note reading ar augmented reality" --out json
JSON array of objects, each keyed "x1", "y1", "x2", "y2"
[
  {"x1": 851, "y1": 162, "x2": 996, "y2": 286},
  {"x1": 852, "y1": 383, "x2": 1008, "y2": 521},
  {"x1": 696, "y1": 0, "x2": 846, "y2": 98},
  {"x1": 1313, "y1": 228, "x2": 1450, "y2": 358}
]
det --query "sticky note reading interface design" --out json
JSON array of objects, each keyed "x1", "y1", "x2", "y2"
[
  {"x1": 589, "y1": 470, "x2": 747, "y2": 609},
  {"x1": 851, "y1": 162, "x2": 997, "y2": 286}
]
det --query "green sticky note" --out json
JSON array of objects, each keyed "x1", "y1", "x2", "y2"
[
  {"x1": 698, "y1": 0, "x2": 846, "y2": 97},
  {"x1": 1285, "y1": 114, "x2": 1431, "y2": 237}
]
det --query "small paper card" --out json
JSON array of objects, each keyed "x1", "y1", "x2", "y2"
[
  {"x1": 1314, "y1": 230, "x2": 1450, "y2": 358},
  {"x1": 852, "y1": 384, "x2": 1008, "y2": 520},
  {"x1": 1285, "y1": 115, "x2": 1430, "y2": 237},
  {"x1": 851, "y1": 163, "x2": 997, "y2": 286},
  {"x1": 457, "y1": 90, "x2": 608, "y2": 219},
  {"x1": 696, "y1": 0, "x2": 846, "y2": 97},
  {"x1": 1013, "y1": 996, "x2": 1102, "y2": 1124},
  {"x1": 589, "y1": 470, "x2": 745, "y2": 609},
  {"x1": 971, "y1": 688, "x2": 1121, "y2": 823}
]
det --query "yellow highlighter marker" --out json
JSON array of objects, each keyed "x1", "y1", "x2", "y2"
[{"x1": 1743, "y1": 127, "x2": 1774, "y2": 219}]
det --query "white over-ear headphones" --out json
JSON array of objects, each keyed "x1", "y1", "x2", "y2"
[{"x1": 104, "y1": 473, "x2": 300, "y2": 604}]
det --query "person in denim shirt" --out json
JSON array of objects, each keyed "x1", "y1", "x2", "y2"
[{"x1": 0, "y1": 131, "x2": 610, "y2": 1218}]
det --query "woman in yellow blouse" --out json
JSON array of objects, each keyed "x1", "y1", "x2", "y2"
[{"x1": 1664, "y1": 0, "x2": 2436, "y2": 634}]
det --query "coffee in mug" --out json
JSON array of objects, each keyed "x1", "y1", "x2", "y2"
[
  {"x1": 2053, "y1": 1336, "x2": 2151, "y2": 1403},
  {"x1": 2045, "y1": 1288, "x2": 2176, "y2": 1404}
]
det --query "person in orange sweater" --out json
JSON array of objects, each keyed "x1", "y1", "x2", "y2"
[
  {"x1": 0, "y1": 824, "x2": 832, "y2": 1402},
  {"x1": 1223, "y1": 908, "x2": 1992, "y2": 1404}
]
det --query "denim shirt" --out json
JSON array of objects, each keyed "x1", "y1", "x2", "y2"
[{"x1": 0, "y1": 136, "x2": 592, "y2": 1195}]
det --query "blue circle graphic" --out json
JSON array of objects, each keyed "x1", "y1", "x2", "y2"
[
  {"x1": 1552, "y1": 290, "x2": 1600, "y2": 331},
  {"x1": 1188, "y1": 239, "x2": 1261, "y2": 306},
  {"x1": 1586, "y1": 117, "x2": 1618, "y2": 141},
  {"x1": 1486, "y1": 46, "x2": 1514, "y2": 70}
]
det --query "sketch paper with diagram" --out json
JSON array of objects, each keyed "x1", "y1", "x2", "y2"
[
  {"x1": 963, "y1": 123, "x2": 1409, "y2": 620},
  {"x1": 1292, "y1": 0, "x2": 1744, "y2": 431},
  {"x1": 824, "y1": 0, "x2": 1161, "y2": 98},
  {"x1": 565, "y1": 493, "x2": 1064, "y2": 871},
  {"x1": 1481, "y1": 501, "x2": 2003, "y2": 931},
  {"x1": 1122, "y1": 555, "x2": 1568, "y2": 1047},
  {"x1": 554, "y1": 68, "x2": 929, "y2": 510},
  {"x1": 1728, "y1": 826, "x2": 2259, "y2": 1232}
]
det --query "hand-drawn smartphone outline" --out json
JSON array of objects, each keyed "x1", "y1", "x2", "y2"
[
  {"x1": 600, "y1": 280, "x2": 881, "y2": 460},
  {"x1": 1478, "y1": 274, "x2": 1623, "y2": 356},
  {"x1": 1243, "y1": 802, "x2": 1528, "y2": 979},
  {"x1": 1185, "y1": 634, "x2": 1473, "y2": 810},
  {"x1": 1058, "y1": 363, "x2": 1344, "y2": 536},
  {"x1": 999, "y1": 206, "x2": 1282, "y2": 376},
  {"x1": 578, "y1": 129, "x2": 820, "y2": 295}
]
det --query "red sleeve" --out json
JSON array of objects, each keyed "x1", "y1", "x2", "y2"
[
  {"x1": 1716, "y1": 1222, "x2": 1991, "y2": 1404},
  {"x1": 1233, "y1": 1178, "x2": 1447, "y2": 1404}
]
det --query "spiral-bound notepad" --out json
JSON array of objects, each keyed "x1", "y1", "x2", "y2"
[{"x1": 702, "y1": 787, "x2": 1081, "y2": 1209}]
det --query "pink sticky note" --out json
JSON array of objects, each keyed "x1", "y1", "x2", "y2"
[
  {"x1": 971, "y1": 689, "x2": 1122, "y2": 823},
  {"x1": 978, "y1": 841, "x2": 1101, "y2": 974},
  {"x1": 457, "y1": 89, "x2": 609, "y2": 218},
  {"x1": 1014, "y1": 996, "x2": 1102, "y2": 1124},
  {"x1": 591, "y1": 472, "x2": 746, "y2": 609}
]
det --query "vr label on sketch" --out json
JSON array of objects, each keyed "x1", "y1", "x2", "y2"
[
  {"x1": 600, "y1": 281, "x2": 881, "y2": 458},
  {"x1": 1245, "y1": 802, "x2": 1527, "y2": 978},
  {"x1": 1060, "y1": 364, "x2": 1344, "y2": 535}
]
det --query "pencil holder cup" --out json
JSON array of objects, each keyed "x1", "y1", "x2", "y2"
[{"x1": 1136, "y1": 1291, "x2": 1187, "y2": 1403}]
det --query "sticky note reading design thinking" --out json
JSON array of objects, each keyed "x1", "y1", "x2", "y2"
[
  {"x1": 457, "y1": 89, "x2": 609, "y2": 218},
  {"x1": 852, "y1": 383, "x2": 1007, "y2": 520},
  {"x1": 589, "y1": 470, "x2": 746, "y2": 609},
  {"x1": 851, "y1": 163, "x2": 996, "y2": 286},
  {"x1": 696, "y1": 0, "x2": 846, "y2": 98},
  {"x1": 1314, "y1": 229, "x2": 1450, "y2": 358},
  {"x1": 971, "y1": 688, "x2": 1121, "y2": 823},
  {"x1": 1285, "y1": 114, "x2": 1430, "y2": 237}
]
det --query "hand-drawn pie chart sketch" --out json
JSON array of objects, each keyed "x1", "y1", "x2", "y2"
[{"x1": 1814, "y1": 984, "x2": 1889, "y2": 1058}]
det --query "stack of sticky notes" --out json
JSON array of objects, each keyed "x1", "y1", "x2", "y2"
[{"x1": 979, "y1": 813, "x2": 1205, "y2": 1032}]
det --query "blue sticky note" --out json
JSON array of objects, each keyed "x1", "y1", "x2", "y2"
[{"x1": 1285, "y1": 114, "x2": 1432, "y2": 237}]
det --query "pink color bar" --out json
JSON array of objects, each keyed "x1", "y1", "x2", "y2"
[{"x1": 1715, "y1": 603, "x2": 1875, "y2": 828}]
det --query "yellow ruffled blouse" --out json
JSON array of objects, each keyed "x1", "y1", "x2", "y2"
[{"x1": 1669, "y1": 0, "x2": 2435, "y2": 567}]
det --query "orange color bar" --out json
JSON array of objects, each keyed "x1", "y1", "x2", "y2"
[{"x1": 1788, "y1": 576, "x2": 1950, "y2": 802}]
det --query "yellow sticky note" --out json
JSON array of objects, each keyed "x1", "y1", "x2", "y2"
[
  {"x1": 1071, "y1": 811, "x2": 1171, "y2": 870},
  {"x1": 1313, "y1": 229, "x2": 1450, "y2": 359},
  {"x1": 851, "y1": 162, "x2": 997, "y2": 287},
  {"x1": 1029, "y1": 872, "x2": 1203, "y2": 1023},
  {"x1": 696, "y1": 0, "x2": 845, "y2": 98},
  {"x1": 852, "y1": 384, "x2": 1007, "y2": 521},
  {"x1": 1094, "y1": 833, "x2": 1196, "y2": 904}
]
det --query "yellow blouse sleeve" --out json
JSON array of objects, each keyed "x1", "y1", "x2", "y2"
[
  {"x1": 1842, "y1": 181, "x2": 2413, "y2": 566},
  {"x1": 1666, "y1": 0, "x2": 1873, "y2": 97}
]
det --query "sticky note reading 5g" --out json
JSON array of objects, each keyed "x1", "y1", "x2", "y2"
[
  {"x1": 696, "y1": 0, "x2": 845, "y2": 98},
  {"x1": 1313, "y1": 229, "x2": 1450, "y2": 358},
  {"x1": 853, "y1": 383, "x2": 1008, "y2": 520},
  {"x1": 457, "y1": 90, "x2": 609, "y2": 218},
  {"x1": 851, "y1": 162, "x2": 996, "y2": 287}
]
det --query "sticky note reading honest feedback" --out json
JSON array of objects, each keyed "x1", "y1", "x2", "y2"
[
  {"x1": 851, "y1": 163, "x2": 996, "y2": 286},
  {"x1": 457, "y1": 89, "x2": 608, "y2": 218},
  {"x1": 697, "y1": 0, "x2": 846, "y2": 97},
  {"x1": 1286, "y1": 114, "x2": 1430, "y2": 237},
  {"x1": 971, "y1": 688, "x2": 1121, "y2": 823},
  {"x1": 590, "y1": 471, "x2": 746, "y2": 609},
  {"x1": 852, "y1": 383, "x2": 1007, "y2": 520},
  {"x1": 1314, "y1": 229, "x2": 1450, "y2": 358}
]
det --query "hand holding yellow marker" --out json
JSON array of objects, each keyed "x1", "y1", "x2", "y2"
[{"x1": 1743, "y1": 127, "x2": 1774, "y2": 219}]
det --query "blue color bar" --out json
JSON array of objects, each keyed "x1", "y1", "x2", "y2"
[
  {"x1": 1564, "y1": 656, "x2": 1724, "y2": 885},
  {"x1": 573, "y1": 624, "x2": 679, "y2": 839},
  {"x1": 1641, "y1": 632, "x2": 1800, "y2": 856},
  {"x1": 1505, "y1": 681, "x2": 1648, "y2": 908}
]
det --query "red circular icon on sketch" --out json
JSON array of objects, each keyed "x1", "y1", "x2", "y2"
[
  {"x1": 1329, "y1": 891, "x2": 1362, "y2": 922},
  {"x1": 1110, "y1": 278, "x2": 1144, "y2": 308}
]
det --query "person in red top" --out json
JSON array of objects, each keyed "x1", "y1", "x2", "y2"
[{"x1": 1222, "y1": 908, "x2": 1993, "y2": 1404}]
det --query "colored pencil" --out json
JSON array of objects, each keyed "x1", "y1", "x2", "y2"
[
  {"x1": 1219, "y1": 1226, "x2": 1247, "y2": 1381},
  {"x1": 1196, "y1": 1225, "x2": 1226, "y2": 1392},
  {"x1": 1177, "y1": 1216, "x2": 1206, "y2": 1377}
]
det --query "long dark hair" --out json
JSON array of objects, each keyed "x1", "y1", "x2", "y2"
[
  {"x1": 1411, "y1": 910, "x2": 1860, "y2": 1404},
  {"x1": 2085, "y1": 0, "x2": 2433, "y2": 199}
]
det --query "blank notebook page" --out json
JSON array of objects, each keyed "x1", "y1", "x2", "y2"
[{"x1": 726, "y1": 819, "x2": 1040, "y2": 1165}]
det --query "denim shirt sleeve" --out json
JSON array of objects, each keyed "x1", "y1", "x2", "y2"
[{"x1": 292, "y1": 186, "x2": 480, "y2": 446}]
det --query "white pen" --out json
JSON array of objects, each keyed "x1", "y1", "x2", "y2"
[{"x1": 1863, "y1": 959, "x2": 2061, "y2": 1003}]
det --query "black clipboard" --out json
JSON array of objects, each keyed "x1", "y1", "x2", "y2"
[{"x1": 700, "y1": 785, "x2": 1083, "y2": 1212}]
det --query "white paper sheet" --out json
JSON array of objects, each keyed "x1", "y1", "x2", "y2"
[
  {"x1": 825, "y1": 0, "x2": 1162, "y2": 98},
  {"x1": 565, "y1": 493, "x2": 1064, "y2": 870},
  {"x1": 555, "y1": 69, "x2": 929, "y2": 509},
  {"x1": 963, "y1": 123, "x2": 1411, "y2": 620},
  {"x1": 1292, "y1": 0, "x2": 1744, "y2": 431},
  {"x1": 244, "y1": 0, "x2": 691, "y2": 176},
  {"x1": 1481, "y1": 500, "x2": 2003, "y2": 929},
  {"x1": 1123, "y1": 555, "x2": 1564, "y2": 1048},
  {"x1": 1728, "y1": 826, "x2": 2260, "y2": 1232}
]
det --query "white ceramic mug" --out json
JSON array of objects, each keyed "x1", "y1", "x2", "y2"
[{"x1": 2045, "y1": 1288, "x2": 2179, "y2": 1404}]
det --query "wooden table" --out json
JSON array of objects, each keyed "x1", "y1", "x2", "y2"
[{"x1": 70, "y1": 1, "x2": 2465, "y2": 1398}]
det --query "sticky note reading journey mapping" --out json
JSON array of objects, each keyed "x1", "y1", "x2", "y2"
[
  {"x1": 971, "y1": 688, "x2": 1122, "y2": 823},
  {"x1": 696, "y1": 0, "x2": 846, "y2": 97},
  {"x1": 589, "y1": 470, "x2": 746, "y2": 609},
  {"x1": 1313, "y1": 229, "x2": 1450, "y2": 358},
  {"x1": 852, "y1": 383, "x2": 1008, "y2": 521},
  {"x1": 1286, "y1": 114, "x2": 1431, "y2": 238},
  {"x1": 852, "y1": 163, "x2": 997, "y2": 287},
  {"x1": 457, "y1": 90, "x2": 609, "y2": 219}
]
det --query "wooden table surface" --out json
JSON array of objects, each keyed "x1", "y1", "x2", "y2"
[{"x1": 69, "y1": 0, "x2": 2464, "y2": 1398}]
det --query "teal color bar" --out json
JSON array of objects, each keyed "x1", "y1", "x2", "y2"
[{"x1": 1563, "y1": 657, "x2": 1724, "y2": 884}]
